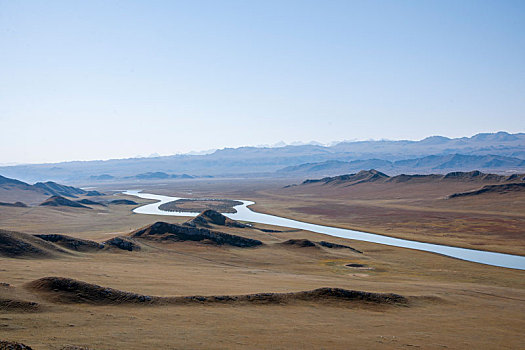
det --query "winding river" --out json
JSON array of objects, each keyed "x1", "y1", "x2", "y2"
[{"x1": 123, "y1": 190, "x2": 525, "y2": 270}]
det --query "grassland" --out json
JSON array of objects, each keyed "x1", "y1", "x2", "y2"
[
  {"x1": 117, "y1": 178, "x2": 525, "y2": 255},
  {"x1": 0, "y1": 179, "x2": 524, "y2": 349}
]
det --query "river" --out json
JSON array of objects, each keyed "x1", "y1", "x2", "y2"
[{"x1": 123, "y1": 190, "x2": 525, "y2": 270}]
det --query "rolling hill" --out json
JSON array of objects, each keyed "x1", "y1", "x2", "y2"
[
  {"x1": 0, "y1": 175, "x2": 104, "y2": 205},
  {"x1": 298, "y1": 170, "x2": 525, "y2": 187}
]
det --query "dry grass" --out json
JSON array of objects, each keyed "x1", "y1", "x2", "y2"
[{"x1": 0, "y1": 179, "x2": 524, "y2": 349}]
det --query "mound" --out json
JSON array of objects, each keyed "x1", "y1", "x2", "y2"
[
  {"x1": 449, "y1": 183, "x2": 525, "y2": 198},
  {"x1": 26, "y1": 277, "x2": 154, "y2": 305},
  {"x1": 176, "y1": 287, "x2": 407, "y2": 305},
  {"x1": 0, "y1": 229, "x2": 66, "y2": 258},
  {"x1": 76, "y1": 199, "x2": 106, "y2": 206},
  {"x1": 35, "y1": 234, "x2": 140, "y2": 252},
  {"x1": 40, "y1": 196, "x2": 90, "y2": 209},
  {"x1": 0, "y1": 297, "x2": 40, "y2": 312},
  {"x1": 185, "y1": 209, "x2": 247, "y2": 228},
  {"x1": 281, "y1": 239, "x2": 317, "y2": 248},
  {"x1": 0, "y1": 202, "x2": 27, "y2": 208},
  {"x1": 280, "y1": 239, "x2": 363, "y2": 252},
  {"x1": 27, "y1": 277, "x2": 408, "y2": 306},
  {"x1": 102, "y1": 237, "x2": 141, "y2": 251},
  {"x1": 0, "y1": 340, "x2": 33, "y2": 350},
  {"x1": 318, "y1": 241, "x2": 362, "y2": 253},
  {"x1": 109, "y1": 199, "x2": 137, "y2": 205},
  {"x1": 130, "y1": 222, "x2": 262, "y2": 247},
  {"x1": 35, "y1": 234, "x2": 103, "y2": 252}
]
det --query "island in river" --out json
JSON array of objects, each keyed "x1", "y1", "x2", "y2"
[{"x1": 158, "y1": 198, "x2": 243, "y2": 213}]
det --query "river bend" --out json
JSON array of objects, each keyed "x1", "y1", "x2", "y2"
[{"x1": 123, "y1": 190, "x2": 525, "y2": 270}]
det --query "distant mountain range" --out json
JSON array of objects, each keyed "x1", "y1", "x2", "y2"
[{"x1": 0, "y1": 131, "x2": 524, "y2": 183}]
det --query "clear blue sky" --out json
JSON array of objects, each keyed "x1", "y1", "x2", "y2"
[{"x1": 1, "y1": 0, "x2": 524, "y2": 164}]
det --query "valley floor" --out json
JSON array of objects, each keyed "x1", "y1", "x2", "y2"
[{"x1": 0, "y1": 180, "x2": 523, "y2": 349}]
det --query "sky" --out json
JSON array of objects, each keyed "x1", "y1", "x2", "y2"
[{"x1": 1, "y1": 0, "x2": 524, "y2": 164}]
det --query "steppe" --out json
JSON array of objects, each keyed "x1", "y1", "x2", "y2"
[{"x1": 0, "y1": 177, "x2": 524, "y2": 349}]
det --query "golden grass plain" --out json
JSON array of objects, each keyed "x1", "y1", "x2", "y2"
[{"x1": 0, "y1": 179, "x2": 524, "y2": 349}]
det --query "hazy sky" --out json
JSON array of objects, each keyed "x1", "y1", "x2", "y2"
[{"x1": 1, "y1": 0, "x2": 524, "y2": 164}]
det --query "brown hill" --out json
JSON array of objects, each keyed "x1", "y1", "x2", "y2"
[
  {"x1": 130, "y1": 221, "x2": 262, "y2": 247},
  {"x1": 26, "y1": 277, "x2": 407, "y2": 306},
  {"x1": 300, "y1": 170, "x2": 525, "y2": 187},
  {"x1": 0, "y1": 340, "x2": 34, "y2": 350},
  {"x1": 35, "y1": 234, "x2": 103, "y2": 252},
  {"x1": 36, "y1": 234, "x2": 141, "y2": 252},
  {"x1": 76, "y1": 199, "x2": 106, "y2": 206},
  {"x1": 40, "y1": 196, "x2": 91, "y2": 209},
  {"x1": 0, "y1": 175, "x2": 35, "y2": 191},
  {"x1": 26, "y1": 277, "x2": 154, "y2": 305},
  {"x1": 449, "y1": 183, "x2": 525, "y2": 198},
  {"x1": 318, "y1": 241, "x2": 363, "y2": 253},
  {"x1": 385, "y1": 174, "x2": 444, "y2": 183},
  {"x1": 33, "y1": 181, "x2": 104, "y2": 197},
  {"x1": 0, "y1": 229, "x2": 67, "y2": 258},
  {"x1": 109, "y1": 199, "x2": 137, "y2": 205},
  {"x1": 0, "y1": 175, "x2": 104, "y2": 205},
  {"x1": 0, "y1": 201, "x2": 27, "y2": 207},
  {"x1": 280, "y1": 239, "x2": 362, "y2": 253},
  {"x1": 303, "y1": 169, "x2": 389, "y2": 186},
  {"x1": 102, "y1": 236, "x2": 141, "y2": 251},
  {"x1": 281, "y1": 239, "x2": 318, "y2": 248},
  {"x1": 0, "y1": 175, "x2": 48, "y2": 205},
  {"x1": 185, "y1": 209, "x2": 247, "y2": 228},
  {"x1": 0, "y1": 297, "x2": 40, "y2": 313},
  {"x1": 0, "y1": 229, "x2": 141, "y2": 259}
]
